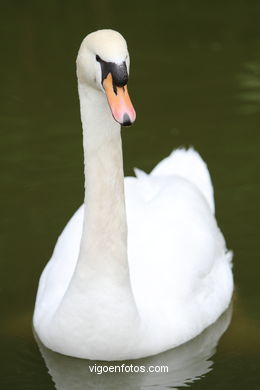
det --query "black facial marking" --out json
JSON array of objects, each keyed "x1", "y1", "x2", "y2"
[{"x1": 96, "y1": 55, "x2": 128, "y2": 88}]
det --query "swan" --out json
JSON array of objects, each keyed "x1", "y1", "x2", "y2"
[{"x1": 33, "y1": 29, "x2": 233, "y2": 361}]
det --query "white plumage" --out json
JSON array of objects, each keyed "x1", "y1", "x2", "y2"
[{"x1": 33, "y1": 29, "x2": 233, "y2": 360}]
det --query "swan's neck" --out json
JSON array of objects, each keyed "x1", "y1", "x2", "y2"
[
  {"x1": 47, "y1": 83, "x2": 140, "y2": 358},
  {"x1": 77, "y1": 83, "x2": 129, "y2": 280}
]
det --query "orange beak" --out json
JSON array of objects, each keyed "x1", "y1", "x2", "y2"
[{"x1": 103, "y1": 73, "x2": 136, "y2": 126}]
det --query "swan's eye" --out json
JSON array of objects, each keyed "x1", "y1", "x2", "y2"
[{"x1": 96, "y1": 55, "x2": 101, "y2": 62}]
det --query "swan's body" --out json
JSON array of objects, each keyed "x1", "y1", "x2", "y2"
[{"x1": 33, "y1": 29, "x2": 233, "y2": 360}]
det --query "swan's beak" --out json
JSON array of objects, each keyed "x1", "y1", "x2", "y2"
[{"x1": 103, "y1": 73, "x2": 136, "y2": 126}]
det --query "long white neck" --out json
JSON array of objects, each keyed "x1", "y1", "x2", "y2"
[{"x1": 76, "y1": 82, "x2": 130, "y2": 282}]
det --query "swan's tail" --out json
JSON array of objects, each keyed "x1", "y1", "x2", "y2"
[{"x1": 150, "y1": 148, "x2": 215, "y2": 213}]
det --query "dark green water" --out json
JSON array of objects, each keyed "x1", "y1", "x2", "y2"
[{"x1": 1, "y1": 1, "x2": 260, "y2": 388}]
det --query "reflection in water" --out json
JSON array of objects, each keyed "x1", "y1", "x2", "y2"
[
  {"x1": 237, "y1": 55, "x2": 260, "y2": 114},
  {"x1": 37, "y1": 306, "x2": 232, "y2": 390}
]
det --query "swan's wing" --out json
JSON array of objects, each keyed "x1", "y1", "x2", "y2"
[
  {"x1": 124, "y1": 173, "x2": 223, "y2": 296},
  {"x1": 125, "y1": 149, "x2": 221, "y2": 293},
  {"x1": 150, "y1": 148, "x2": 215, "y2": 213},
  {"x1": 124, "y1": 149, "x2": 233, "y2": 338}
]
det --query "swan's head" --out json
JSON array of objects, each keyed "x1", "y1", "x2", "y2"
[{"x1": 77, "y1": 29, "x2": 136, "y2": 126}]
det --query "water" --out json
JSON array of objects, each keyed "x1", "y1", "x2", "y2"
[{"x1": 1, "y1": 1, "x2": 260, "y2": 388}]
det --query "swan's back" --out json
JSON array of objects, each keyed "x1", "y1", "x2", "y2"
[
  {"x1": 135, "y1": 148, "x2": 214, "y2": 212},
  {"x1": 124, "y1": 148, "x2": 233, "y2": 347}
]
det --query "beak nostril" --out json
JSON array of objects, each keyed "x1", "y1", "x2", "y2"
[{"x1": 113, "y1": 83, "x2": 117, "y2": 95}]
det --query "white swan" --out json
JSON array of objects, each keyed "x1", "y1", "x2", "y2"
[{"x1": 33, "y1": 29, "x2": 233, "y2": 361}]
